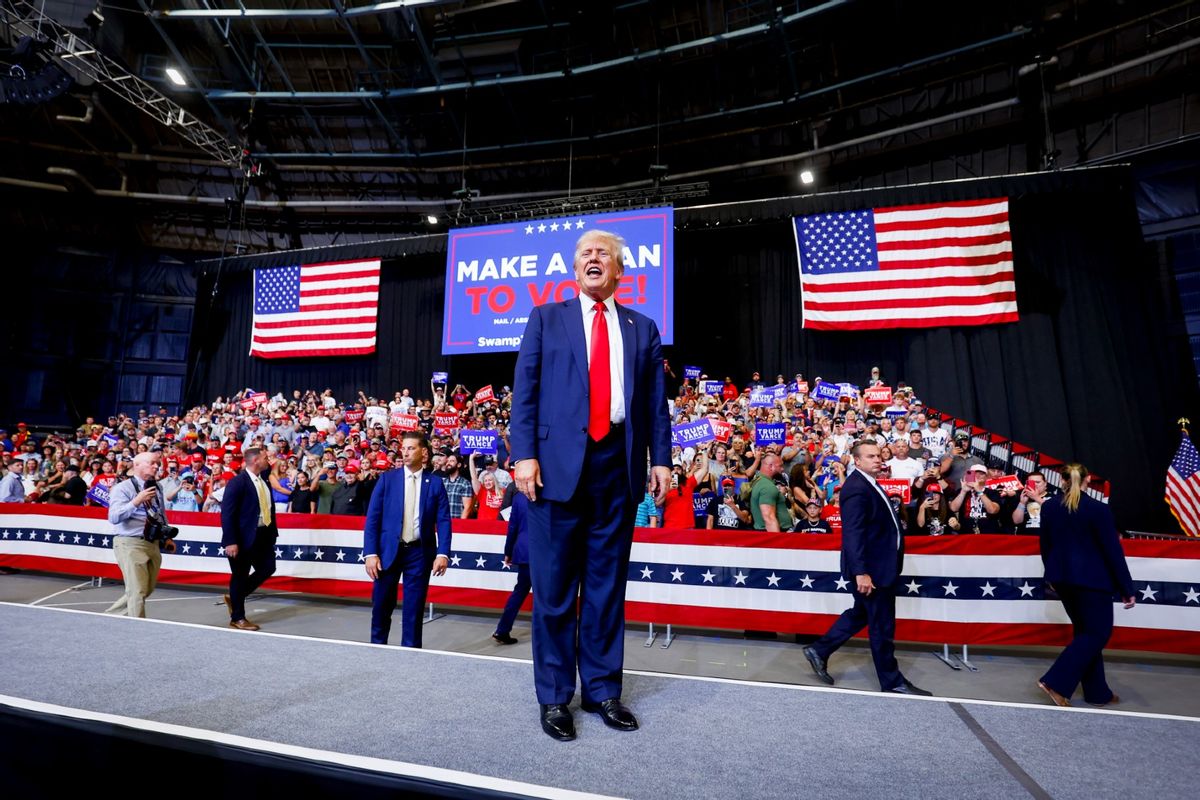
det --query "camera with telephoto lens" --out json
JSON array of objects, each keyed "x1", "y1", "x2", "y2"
[{"x1": 140, "y1": 479, "x2": 180, "y2": 543}]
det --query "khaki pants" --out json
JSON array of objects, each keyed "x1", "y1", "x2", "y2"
[{"x1": 109, "y1": 536, "x2": 162, "y2": 618}]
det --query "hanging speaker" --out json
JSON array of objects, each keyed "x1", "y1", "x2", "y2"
[{"x1": 0, "y1": 61, "x2": 73, "y2": 105}]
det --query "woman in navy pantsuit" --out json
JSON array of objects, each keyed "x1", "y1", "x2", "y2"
[
  {"x1": 493, "y1": 491, "x2": 531, "y2": 645},
  {"x1": 1037, "y1": 463, "x2": 1136, "y2": 707}
]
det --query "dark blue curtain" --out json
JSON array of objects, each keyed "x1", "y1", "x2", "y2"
[{"x1": 188, "y1": 166, "x2": 1198, "y2": 530}]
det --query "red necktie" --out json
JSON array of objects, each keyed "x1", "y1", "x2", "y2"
[{"x1": 588, "y1": 301, "x2": 611, "y2": 441}]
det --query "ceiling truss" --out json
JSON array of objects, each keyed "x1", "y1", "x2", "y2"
[{"x1": 1, "y1": 0, "x2": 1198, "y2": 253}]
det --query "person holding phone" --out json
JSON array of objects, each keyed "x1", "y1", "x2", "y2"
[
  {"x1": 949, "y1": 464, "x2": 1002, "y2": 533},
  {"x1": 914, "y1": 484, "x2": 959, "y2": 535},
  {"x1": 662, "y1": 456, "x2": 707, "y2": 529},
  {"x1": 1037, "y1": 463, "x2": 1136, "y2": 707},
  {"x1": 706, "y1": 476, "x2": 750, "y2": 529},
  {"x1": 1013, "y1": 471, "x2": 1053, "y2": 533}
]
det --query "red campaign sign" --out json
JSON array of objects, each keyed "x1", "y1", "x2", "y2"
[
  {"x1": 825, "y1": 512, "x2": 842, "y2": 535},
  {"x1": 711, "y1": 419, "x2": 732, "y2": 443},
  {"x1": 434, "y1": 412, "x2": 461, "y2": 430},
  {"x1": 373, "y1": 455, "x2": 392, "y2": 470},
  {"x1": 864, "y1": 386, "x2": 893, "y2": 405},
  {"x1": 391, "y1": 414, "x2": 420, "y2": 432},
  {"x1": 877, "y1": 478, "x2": 912, "y2": 503},
  {"x1": 474, "y1": 385, "x2": 495, "y2": 405},
  {"x1": 251, "y1": 392, "x2": 268, "y2": 404},
  {"x1": 344, "y1": 409, "x2": 365, "y2": 424},
  {"x1": 987, "y1": 475, "x2": 1023, "y2": 493},
  {"x1": 797, "y1": 381, "x2": 809, "y2": 394},
  {"x1": 239, "y1": 398, "x2": 256, "y2": 411}
]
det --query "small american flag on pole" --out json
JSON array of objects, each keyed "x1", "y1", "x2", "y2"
[
  {"x1": 1166, "y1": 431, "x2": 1200, "y2": 537},
  {"x1": 250, "y1": 259, "x2": 381, "y2": 359},
  {"x1": 794, "y1": 198, "x2": 1018, "y2": 330}
]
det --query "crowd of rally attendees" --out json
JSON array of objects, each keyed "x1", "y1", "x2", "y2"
[{"x1": 0, "y1": 365, "x2": 1055, "y2": 535}]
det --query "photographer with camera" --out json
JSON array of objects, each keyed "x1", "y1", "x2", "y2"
[{"x1": 105, "y1": 452, "x2": 177, "y2": 618}]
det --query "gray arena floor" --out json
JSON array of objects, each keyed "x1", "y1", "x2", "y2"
[
  {"x1": 1, "y1": 595, "x2": 1198, "y2": 800},
  {"x1": 2, "y1": 570, "x2": 1197, "y2": 718}
]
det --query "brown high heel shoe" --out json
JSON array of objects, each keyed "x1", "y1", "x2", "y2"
[{"x1": 1038, "y1": 681, "x2": 1072, "y2": 707}]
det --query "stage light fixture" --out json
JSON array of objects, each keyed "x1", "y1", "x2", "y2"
[
  {"x1": 799, "y1": 169, "x2": 815, "y2": 186},
  {"x1": 426, "y1": 214, "x2": 439, "y2": 225},
  {"x1": 165, "y1": 67, "x2": 187, "y2": 87}
]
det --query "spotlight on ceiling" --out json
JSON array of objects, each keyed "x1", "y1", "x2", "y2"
[
  {"x1": 425, "y1": 214, "x2": 439, "y2": 225},
  {"x1": 165, "y1": 67, "x2": 187, "y2": 87},
  {"x1": 799, "y1": 169, "x2": 815, "y2": 186}
]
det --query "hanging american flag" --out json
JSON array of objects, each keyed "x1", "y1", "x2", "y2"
[
  {"x1": 250, "y1": 259, "x2": 381, "y2": 358},
  {"x1": 1166, "y1": 431, "x2": 1200, "y2": 537},
  {"x1": 794, "y1": 198, "x2": 1018, "y2": 330}
]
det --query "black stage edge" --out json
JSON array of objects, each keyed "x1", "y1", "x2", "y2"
[{"x1": 0, "y1": 703, "x2": 537, "y2": 800}]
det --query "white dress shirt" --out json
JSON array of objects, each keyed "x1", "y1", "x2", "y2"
[
  {"x1": 860, "y1": 470, "x2": 902, "y2": 549},
  {"x1": 579, "y1": 294, "x2": 626, "y2": 424}
]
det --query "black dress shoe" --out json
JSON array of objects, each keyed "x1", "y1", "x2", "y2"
[
  {"x1": 887, "y1": 680, "x2": 932, "y2": 697},
  {"x1": 803, "y1": 646, "x2": 835, "y2": 685},
  {"x1": 540, "y1": 704, "x2": 576, "y2": 741},
  {"x1": 580, "y1": 698, "x2": 639, "y2": 731},
  {"x1": 492, "y1": 632, "x2": 518, "y2": 645}
]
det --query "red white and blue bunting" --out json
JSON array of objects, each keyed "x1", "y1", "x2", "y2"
[{"x1": 2, "y1": 506, "x2": 1197, "y2": 654}]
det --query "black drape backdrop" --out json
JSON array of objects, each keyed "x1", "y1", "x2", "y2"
[
  {"x1": 189, "y1": 167, "x2": 1198, "y2": 530},
  {"x1": 190, "y1": 252, "x2": 450, "y2": 405}
]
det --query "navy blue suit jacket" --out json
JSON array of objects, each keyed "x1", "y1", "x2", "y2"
[
  {"x1": 1039, "y1": 493, "x2": 1134, "y2": 597},
  {"x1": 363, "y1": 469, "x2": 452, "y2": 570},
  {"x1": 510, "y1": 298, "x2": 672, "y2": 502},
  {"x1": 504, "y1": 492, "x2": 530, "y2": 565},
  {"x1": 839, "y1": 469, "x2": 904, "y2": 587},
  {"x1": 220, "y1": 469, "x2": 276, "y2": 549}
]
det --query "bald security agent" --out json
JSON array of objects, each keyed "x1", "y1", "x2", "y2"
[{"x1": 511, "y1": 229, "x2": 672, "y2": 741}]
